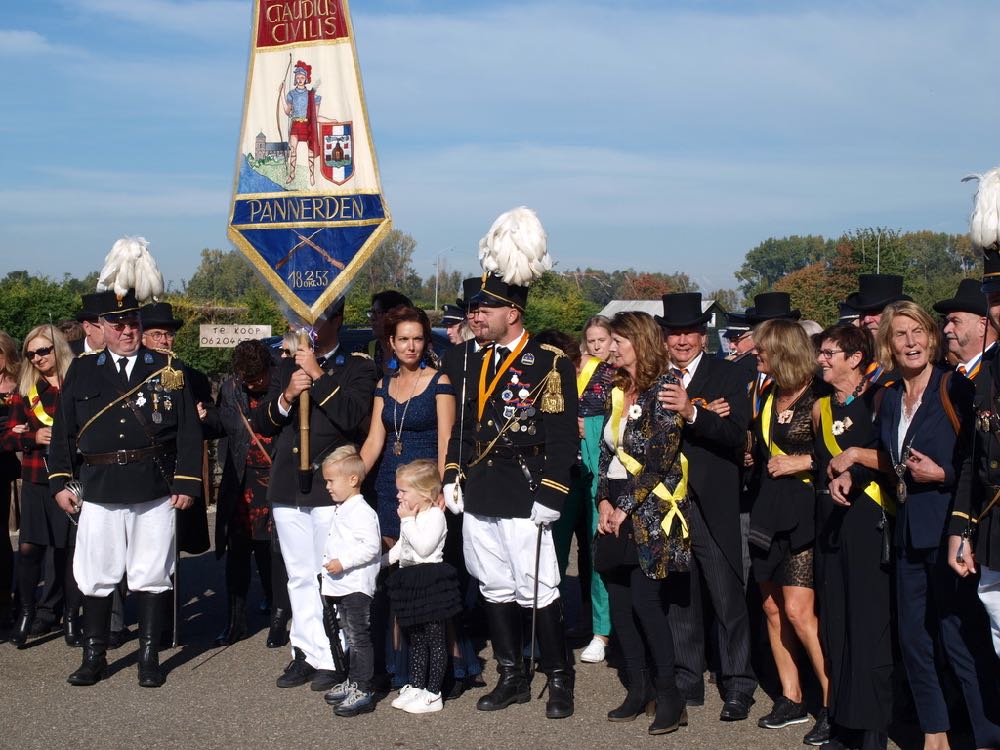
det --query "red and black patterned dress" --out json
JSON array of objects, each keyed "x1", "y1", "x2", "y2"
[{"x1": 232, "y1": 393, "x2": 274, "y2": 542}]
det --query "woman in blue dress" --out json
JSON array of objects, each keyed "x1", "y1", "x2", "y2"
[{"x1": 362, "y1": 306, "x2": 477, "y2": 690}]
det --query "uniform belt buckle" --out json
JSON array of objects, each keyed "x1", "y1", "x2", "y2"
[{"x1": 116, "y1": 449, "x2": 129, "y2": 466}]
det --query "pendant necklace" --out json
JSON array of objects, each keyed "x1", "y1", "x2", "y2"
[{"x1": 392, "y1": 369, "x2": 424, "y2": 456}]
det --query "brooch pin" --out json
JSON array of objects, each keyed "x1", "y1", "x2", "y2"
[
  {"x1": 777, "y1": 409, "x2": 794, "y2": 424},
  {"x1": 628, "y1": 404, "x2": 643, "y2": 420},
  {"x1": 831, "y1": 417, "x2": 853, "y2": 436}
]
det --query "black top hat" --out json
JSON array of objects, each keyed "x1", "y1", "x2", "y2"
[
  {"x1": 748, "y1": 292, "x2": 800, "y2": 324},
  {"x1": 836, "y1": 301, "x2": 860, "y2": 324},
  {"x1": 441, "y1": 304, "x2": 465, "y2": 326},
  {"x1": 845, "y1": 274, "x2": 911, "y2": 313},
  {"x1": 983, "y1": 248, "x2": 1000, "y2": 295},
  {"x1": 75, "y1": 292, "x2": 104, "y2": 323},
  {"x1": 722, "y1": 312, "x2": 751, "y2": 340},
  {"x1": 140, "y1": 302, "x2": 184, "y2": 330},
  {"x1": 933, "y1": 278, "x2": 987, "y2": 317},
  {"x1": 457, "y1": 277, "x2": 481, "y2": 309},
  {"x1": 471, "y1": 274, "x2": 529, "y2": 311},
  {"x1": 94, "y1": 289, "x2": 140, "y2": 321},
  {"x1": 655, "y1": 292, "x2": 712, "y2": 329}
]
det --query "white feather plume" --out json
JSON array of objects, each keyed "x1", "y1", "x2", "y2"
[
  {"x1": 96, "y1": 237, "x2": 164, "y2": 302},
  {"x1": 478, "y1": 206, "x2": 551, "y2": 287},
  {"x1": 963, "y1": 168, "x2": 1000, "y2": 249}
]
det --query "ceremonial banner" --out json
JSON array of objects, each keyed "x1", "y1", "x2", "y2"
[{"x1": 228, "y1": 0, "x2": 391, "y2": 324}]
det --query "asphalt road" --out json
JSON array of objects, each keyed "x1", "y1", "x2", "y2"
[{"x1": 0, "y1": 526, "x2": 943, "y2": 750}]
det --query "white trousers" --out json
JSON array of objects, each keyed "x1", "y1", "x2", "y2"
[
  {"x1": 463, "y1": 512, "x2": 560, "y2": 608},
  {"x1": 980, "y1": 567, "x2": 1000, "y2": 656},
  {"x1": 272, "y1": 503, "x2": 337, "y2": 671},
  {"x1": 74, "y1": 497, "x2": 175, "y2": 597}
]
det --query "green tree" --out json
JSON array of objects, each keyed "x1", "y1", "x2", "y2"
[
  {"x1": 736, "y1": 235, "x2": 833, "y2": 302},
  {"x1": 0, "y1": 272, "x2": 79, "y2": 341},
  {"x1": 184, "y1": 249, "x2": 263, "y2": 302},
  {"x1": 523, "y1": 272, "x2": 600, "y2": 336}
]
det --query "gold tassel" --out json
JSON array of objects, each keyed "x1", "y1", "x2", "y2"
[
  {"x1": 160, "y1": 355, "x2": 185, "y2": 392},
  {"x1": 540, "y1": 365, "x2": 564, "y2": 413}
]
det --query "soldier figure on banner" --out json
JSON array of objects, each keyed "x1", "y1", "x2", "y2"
[
  {"x1": 49, "y1": 238, "x2": 203, "y2": 688},
  {"x1": 281, "y1": 60, "x2": 322, "y2": 185},
  {"x1": 443, "y1": 208, "x2": 579, "y2": 719}
]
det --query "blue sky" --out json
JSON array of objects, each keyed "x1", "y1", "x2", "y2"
[{"x1": 2, "y1": 0, "x2": 998, "y2": 295}]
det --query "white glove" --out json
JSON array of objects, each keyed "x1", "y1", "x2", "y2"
[
  {"x1": 443, "y1": 482, "x2": 464, "y2": 515},
  {"x1": 529, "y1": 501, "x2": 560, "y2": 526}
]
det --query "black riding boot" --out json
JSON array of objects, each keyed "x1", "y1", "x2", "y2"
[
  {"x1": 608, "y1": 668, "x2": 655, "y2": 721},
  {"x1": 67, "y1": 595, "x2": 112, "y2": 686},
  {"x1": 137, "y1": 591, "x2": 167, "y2": 687},
  {"x1": 10, "y1": 602, "x2": 35, "y2": 649},
  {"x1": 534, "y1": 599, "x2": 575, "y2": 719},
  {"x1": 215, "y1": 594, "x2": 248, "y2": 646},
  {"x1": 266, "y1": 607, "x2": 291, "y2": 648},
  {"x1": 648, "y1": 678, "x2": 687, "y2": 735},
  {"x1": 63, "y1": 605, "x2": 82, "y2": 647},
  {"x1": 476, "y1": 602, "x2": 531, "y2": 711}
]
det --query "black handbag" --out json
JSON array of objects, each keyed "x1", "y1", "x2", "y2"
[{"x1": 592, "y1": 517, "x2": 638, "y2": 573}]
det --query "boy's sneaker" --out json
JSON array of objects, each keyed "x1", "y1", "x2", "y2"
[
  {"x1": 334, "y1": 687, "x2": 375, "y2": 717},
  {"x1": 324, "y1": 679, "x2": 356, "y2": 706},
  {"x1": 391, "y1": 684, "x2": 422, "y2": 709},
  {"x1": 403, "y1": 690, "x2": 443, "y2": 714},
  {"x1": 758, "y1": 696, "x2": 809, "y2": 729},
  {"x1": 579, "y1": 636, "x2": 606, "y2": 664}
]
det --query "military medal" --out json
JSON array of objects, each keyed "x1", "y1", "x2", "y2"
[
  {"x1": 518, "y1": 388, "x2": 529, "y2": 399},
  {"x1": 151, "y1": 411, "x2": 163, "y2": 424},
  {"x1": 477, "y1": 336, "x2": 530, "y2": 421},
  {"x1": 978, "y1": 410, "x2": 993, "y2": 434},
  {"x1": 151, "y1": 392, "x2": 162, "y2": 423},
  {"x1": 164, "y1": 397, "x2": 173, "y2": 412},
  {"x1": 502, "y1": 389, "x2": 514, "y2": 401},
  {"x1": 503, "y1": 405, "x2": 515, "y2": 420},
  {"x1": 135, "y1": 392, "x2": 146, "y2": 408}
]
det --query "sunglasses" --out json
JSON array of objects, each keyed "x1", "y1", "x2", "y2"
[{"x1": 26, "y1": 345, "x2": 54, "y2": 360}]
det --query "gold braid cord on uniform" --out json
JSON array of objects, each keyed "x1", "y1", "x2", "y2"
[{"x1": 160, "y1": 354, "x2": 185, "y2": 391}]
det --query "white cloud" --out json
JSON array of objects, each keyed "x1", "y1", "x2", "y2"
[
  {"x1": 71, "y1": 0, "x2": 246, "y2": 39},
  {"x1": 0, "y1": 29, "x2": 83, "y2": 57}
]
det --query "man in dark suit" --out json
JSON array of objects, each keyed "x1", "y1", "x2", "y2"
[
  {"x1": 657, "y1": 292, "x2": 757, "y2": 721},
  {"x1": 251, "y1": 297, "x2": 377, "y2": 692},
  {"x1": 69, "y1": 293, "x2": 106, "y2": 356},
  {"x1": 934, "y1": 278, "x2": 996, "y2": 379},
  {"x1": 50, "y1": 289, "x2": 203, "y2": 688}
]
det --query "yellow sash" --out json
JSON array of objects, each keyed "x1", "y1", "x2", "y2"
[
  {"x1": 576, "y1": 356, "x2": 601, "y2": 398},
  {"x1": 610, "y1": 387, "x2": 689, "y2": 538},
  {"x1": 27, "y1": 382, "x2": 54, "y2": 427},
  {"x1": 761, "y1": 392, "x2": 812, "y2": 484},
  {"x1": 818, "y1": 396, "x2": 894, "y2": 514}
]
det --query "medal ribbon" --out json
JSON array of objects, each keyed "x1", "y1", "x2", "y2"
[
  {"x1": 610, "y1": 387, "x2": 689, "y2": 538},
  {"x1": 761, "y1": 392, "x2": 812, "y2": 484},
  {"x1": 818, "y1": 396, "x2": 893, "y2": 514},
  {"x1": 960, "y1": 353, "x2": 983, "y2": 381},
  {"x1": 27, "y1": 382, "x2": 54, "y2": 427},
  {"x1": 477, "y1": 336, "x2": 530, "y2": 421}
]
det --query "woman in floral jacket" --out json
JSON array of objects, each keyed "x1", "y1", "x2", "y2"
[{"x1": 596, "y1": 311, "x2": 691, "y2": 736}]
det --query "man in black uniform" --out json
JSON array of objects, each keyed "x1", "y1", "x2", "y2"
[
  {"x1": 49, "y1": 289, "x2": 203, "y2": 688},
  {"x1": 951, "y1": 248, "x2": 1000, "y2": 657},
  {"x1": 251, "y1": 298, "x2": 378, "y2": 691},
  {"x1": 442, "y1": 273, "x2": 579, "y2": 719},
  {"x1": 70, "y1": 293, "x2": 106, "y2": 356}
]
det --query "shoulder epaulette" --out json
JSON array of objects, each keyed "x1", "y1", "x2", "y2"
[
  {"x1": 78, "y1": 350, "x2": 99, "y2": 357},
  {"x1": 539, "y1": 343, "x2": 564, "y2": 358},
  {"x1": 351, "y1": 352, "x2": 372, "y2": 360}
]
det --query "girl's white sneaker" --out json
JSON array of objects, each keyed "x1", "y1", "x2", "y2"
[{"x1": 403, "y1": 690, "x2": 443, "y2": 714}]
